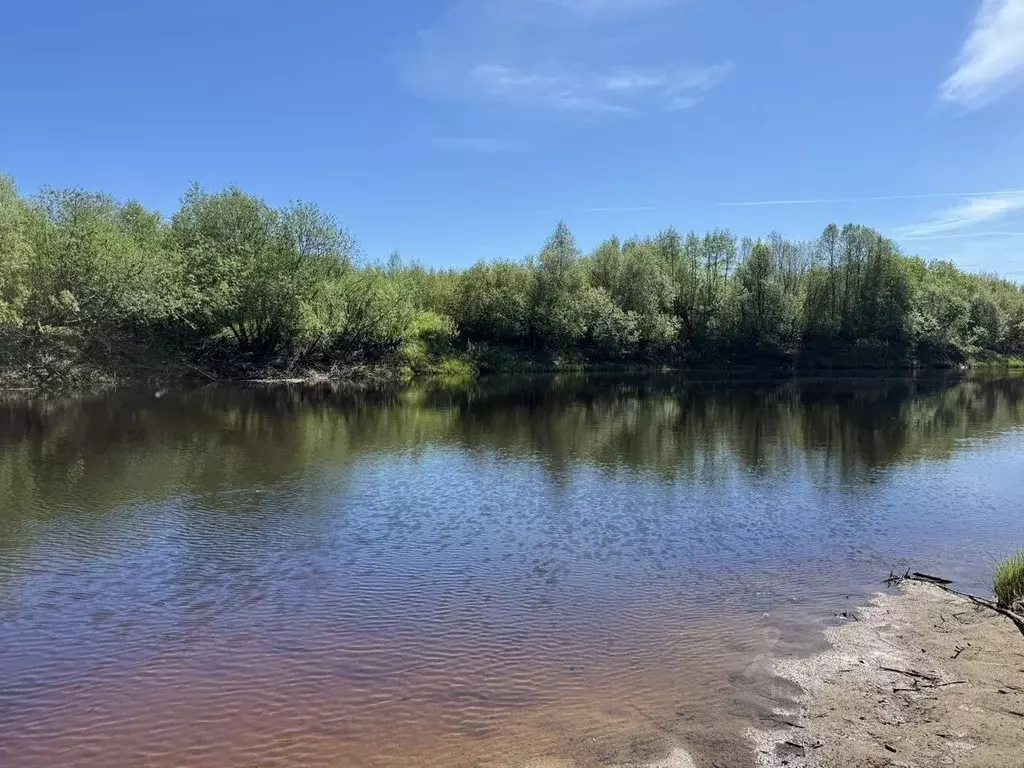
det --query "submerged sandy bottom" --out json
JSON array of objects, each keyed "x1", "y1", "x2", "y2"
[
  {"x1": 526, "y1": 747, "x2": 697, "y2": 768},
  {"x1": 0, "y1": 608, "x2": 777, "y2": 768}
]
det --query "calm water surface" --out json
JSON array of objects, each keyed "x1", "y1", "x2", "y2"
[{"x1": 1, "y1": 374, "x2": 1023, "y2": 767}]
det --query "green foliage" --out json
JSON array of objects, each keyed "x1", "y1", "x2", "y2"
[
  {"x1": 588, "y1": 237, "x2": 624, "y2": 294},
  {"x1": 616, "y1": 240, "x2": 679, "y2": 348},
  {"x1": 533, "y1": 221, "x2": 589, "y2": 348},
  {"x1": 452, "y1": 260, "x2": 532, "y2": 343},
  {"x1": 172, "y1": 186, "x2": 355, "y2": 360},
  {"x1": 402, "y1": 310, "x2": 459, "y2": 373},
  {"x1": 0, "y1": 176, "x2": 31, "y2": 327},
  {"x1": 732, "y1": 242, "x2": 790, "y2": 345},
  {"x1": 994, "y1": 549, "x2": 1024, "y2": 609},
  {"x1": 433, "y1": 356, "x2": 477, "y2": 380},
  {"x1": 1, "y1": 172, "x2": 1022, "y2": 389},
  {"x1": 324, "y1": 268, "x2": 414, "y2": 359},
  {"x1": 908, "y1": 261, "x2": 974, "y2": 359},
  {"x1": 581, "y1": 287, "x2": 640, "y2": 357},
  {"x1": 297, "y1": 270, "x2": 411, "y2": 364},
  {"x1": 21, "y1": 187, "x2": 179, "y2": 330}
]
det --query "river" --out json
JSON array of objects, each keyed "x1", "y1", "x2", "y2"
[{"x1": 1, "y1": 373, "x2": 1022, "y2": 767}]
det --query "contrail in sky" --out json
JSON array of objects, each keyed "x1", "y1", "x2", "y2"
[
  {"x1": 584, "y1": 206, "x2": 660, "y2": 212},
  {"x1": 719, "y1": 190, "x2": 1024, "y2": 207},
  {"x1": 897, "y1": 231, "x2": 1024, "y2": 241}
]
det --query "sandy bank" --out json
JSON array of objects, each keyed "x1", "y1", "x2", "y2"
[{"x1": 748, "y1": 580, "x2": 1024, "y2": 767}]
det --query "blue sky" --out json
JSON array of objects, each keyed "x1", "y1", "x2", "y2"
[{"x1": 2, "y1": 0, "x2": 1023, "y2": 277}]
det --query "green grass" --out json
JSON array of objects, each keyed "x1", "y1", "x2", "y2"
[
  {"x1": 994, "y1": 548, "x2": 1024, "y2": 608},
  {"x1": 973, "y1": 356, "x2": 1024, "y2": 369},
  {"x1": 434, "y1": 357, "x2": 476, "y2": 379}
]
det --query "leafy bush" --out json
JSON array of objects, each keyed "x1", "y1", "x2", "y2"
[
  {"x1": 434, "y1": 357, "x2": 476, "y2": 380},
  {"x1": 582, "y1": 287, "x2": 640, "y2": 357},
  {"x1": 1, "y1": 173, "x2": 1022, "y2": 389},
  {"x1": 402, "y1": 310, "x2": 458, "y2": 373},
  {"x1": 0, "y1": 176, "x2": 32, "y2": 327},
  {"x1": 452, "y1": 261, "x2": 532, "y2": 343}
]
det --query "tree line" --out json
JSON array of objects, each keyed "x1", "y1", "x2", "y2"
[{"x1": 1, "y1": 175, "x2": 1022, "y2": 388}]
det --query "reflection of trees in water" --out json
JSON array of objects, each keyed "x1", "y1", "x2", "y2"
[
  {"x1": 423, "y1": 374, "x2": 1024, "y2": 482},
  {"x1": 2, "y1": 375, "x2": 1023, "y2": 532}
]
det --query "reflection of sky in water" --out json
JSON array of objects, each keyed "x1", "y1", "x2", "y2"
[{"x1": 0, "y1": 375, "x2": 1023, "y2": 767}]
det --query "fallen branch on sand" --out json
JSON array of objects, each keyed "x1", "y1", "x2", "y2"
[
  {"x1": 886, "y1": 569, "x2": 1024, "y2": 637},
  {"x1": 878, "y1": 666, "x2": 939, "y2": 682},
  {"x1": 893, "y1": 681, "x2": 965, "y2": 693}
]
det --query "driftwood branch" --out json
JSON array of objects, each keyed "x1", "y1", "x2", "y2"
[
  {"x1": 886, "y1": 569, "x2": 1024, "y2": 638},
  {"x1": 879, "y1": 666, "x2": 939, "y2": 682},
  {"x1": 893, "y1": 681, "x2": 965, "y2": 693}
]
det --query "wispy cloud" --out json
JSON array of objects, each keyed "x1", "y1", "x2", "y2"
[
  {"x1": 720, "y1": 189, "x2": 1024, "y2": 206},
  {"x1": 539, "y1": 0, "x2": 677, "y2": 14},
  {"x1": 897, "y1": 231, "x2": 1024, "y2": 241},
  {"x1": 895, "y1": 195, "x2": 1024, "y2": 238},
  {"x1": 940, "y1": 0, "x2": 1024, "y2": 108},
  {"x1": 466, "y1": 62, "x2": 733, "y2": 113},
  {"x1": 429, "y1": 136, "x2": 524, "y2": 153},
  {"x1": 407, "y1": 0, "x2": 731, "y2": 114},
  {"x1": 583, "y1": 205, "x2": 659, "y2": 212}
]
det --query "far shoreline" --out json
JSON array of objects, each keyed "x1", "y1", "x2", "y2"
[{"x1": 4, "y1": 354, "x2": 1022, "y2": 397}]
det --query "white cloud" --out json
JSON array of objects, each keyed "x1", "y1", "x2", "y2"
[
  {"x1": 940, "y1": 0, "x2": 1024, "y2": 108},
  {"x1": 406, "y1": 0, "x2": 731, "y2": 114},
  {"x1": 896, "y1": 195, "x2": 1024, "y2": 238}
]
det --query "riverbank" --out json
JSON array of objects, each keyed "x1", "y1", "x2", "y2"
[
  {"x1": 5, "y1": 346, "x2": 1020, "y2": 396},
  {"x1": 748, "y1": 580, "x2": 1024, "y2": 767},
  {"x1": 6, "y1": 317, "x2": 1022, "y2": 396}
]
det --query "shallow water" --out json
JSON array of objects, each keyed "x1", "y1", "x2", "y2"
[{"x1": 1, "y1": 374, "x2": 1023, "y2": 767}]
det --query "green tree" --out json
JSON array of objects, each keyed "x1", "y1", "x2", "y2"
[
  {"x1": 172, "y1": 186, "x2": 353, "y2": 362},
  {"x1": 616, "y1": 239, "x2": 678, "y2": 348},
  {"x1": 533, "y1": 221, "x2": 589, "y2": 348},
  {"x1": 733, "y1": 242, "x2": 789, "y2": 345},
  {"x1": 3, "y1": 171, "x2": 1023, "y2": 388},
  {"x1": 0, "y1": 176, "x2": 32, "y2": 327},
  {"x1": 454, "y1": 261, "x2": 532, "y2": 343}
]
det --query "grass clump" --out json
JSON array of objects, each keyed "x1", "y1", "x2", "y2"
[{"x1": 994, "y1": 549, "x2": 1024, "y2": 609}]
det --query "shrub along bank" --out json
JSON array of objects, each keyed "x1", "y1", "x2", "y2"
[{"x1": 1, "y1": 175, "x2": 1022, "y2": 390}]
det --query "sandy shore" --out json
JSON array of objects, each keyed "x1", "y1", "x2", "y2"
[
  {"x1": 531, "y1": 580, "x2": 1024, "y2": 767},
  {"x1": 747, "y1": 580, "x2": 1024, "y2": 767}
]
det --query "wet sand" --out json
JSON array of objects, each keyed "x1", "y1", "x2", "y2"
[{"x1": 748, "y1": 580, "x2": 1024, "y2": 767}]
